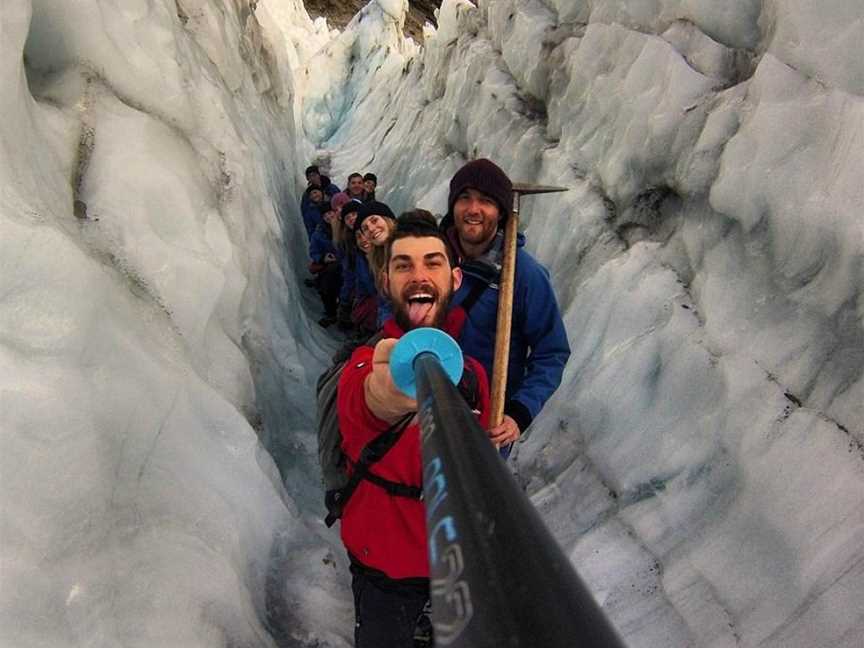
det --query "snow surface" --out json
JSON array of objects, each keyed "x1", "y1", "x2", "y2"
[{"x1": 2, "y1": 0, "x2": 863, "y2": 647}]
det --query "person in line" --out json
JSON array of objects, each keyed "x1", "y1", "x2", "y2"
[
  {"x1": 337, "y1": 213, "x2": 491, "y2": 648},
  {"x1": 341, "y1": 197, "x2": 362, "y2": 231},
  {"x1": 350, "y1": 226, "x2": 379, "y2": 338},
  {"x1": 354, "y1": 225, "x2": 372, "y2": 256},
  {"x1": 362, "y1": 173, "x2": 377, "y2": 202},
  {"x1": 440, "y1": 158, "x2": 570, "y2": 453},
  {"x1": 356, "y1": 201, "x2": 396, "y2": 268},
  {"x1": 355, "y1": 201, "x2": 398, "y2": 328},
  {"x1": 304, "y1": 164, "x2": 340, "y2": 201},
  {"x1": 336, "y1": 199, "x2": 364, "y2": 333},
  {"x1": 346, "y1": 172, "x2": 366, "y2": 201},
  {"x1": 308, "y1": 203, "x2": 342, "y2": 327},
  {"x1": 301, "y1": 185, "x2": 327, "y2": 241},
  {"x1": 316, "y1": 163, "x2": 359, "y2": 212}
]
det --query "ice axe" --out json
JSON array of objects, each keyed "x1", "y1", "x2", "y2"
[{"x1": 490, "y1": 182, "x2": 568, "y2": 431}]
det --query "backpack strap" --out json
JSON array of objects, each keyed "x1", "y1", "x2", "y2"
[
  {"x1": 324, "y1": 412, "x2": 414, "y2": 527},
  {"x1": 459, "y1": 279, "x2": 488, "y2": 314},
  {"x1": 456, "y1": 361, "x2": 481, "y2": 410},
  {"x1": 354, "y1": 467, "x2": 423, "y2": 500}
]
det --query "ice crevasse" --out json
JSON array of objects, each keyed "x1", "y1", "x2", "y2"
[{"x1": 1, "y1": 1, "x2": 862, "y2": 647}]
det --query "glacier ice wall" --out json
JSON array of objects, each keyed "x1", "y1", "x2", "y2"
[
  {"x1": 0, "y1": 1, "x2": 344, "y2": 646},
  {"x1": 306, "y1": 1, "x2": 864, "y2": 646},
  {"x1": 3, "y1": 0, "x2": 863, "y2": 647}
]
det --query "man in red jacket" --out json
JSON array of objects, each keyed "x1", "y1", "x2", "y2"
[{"x1": 337, "y1": 212, "x2": 490, "y2": 648}]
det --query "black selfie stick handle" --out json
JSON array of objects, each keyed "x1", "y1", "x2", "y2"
[{"x1": 404, "y1": 345, "x2": 626, "y2": 648}]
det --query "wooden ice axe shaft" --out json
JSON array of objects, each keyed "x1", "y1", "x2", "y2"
[{"x1": 489, "y1": 183, "x2": 568, "y2": 428}]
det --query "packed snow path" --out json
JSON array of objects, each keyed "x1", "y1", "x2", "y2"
[{"x1": 1, "y1": 1, "x2": 862, "y2": 647}]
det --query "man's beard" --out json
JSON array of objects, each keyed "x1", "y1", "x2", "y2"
[{"x1": 393, "y1": 282, "x2": 454, "y2": 332}]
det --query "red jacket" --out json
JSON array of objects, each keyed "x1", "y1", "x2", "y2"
[{"x1": 337, "y1": 309, "x2": 490, "y2": 579}]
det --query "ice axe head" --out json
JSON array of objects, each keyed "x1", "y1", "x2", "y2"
[{"x1": 510, "y1": 182, "x2": 568, "y2": 215}]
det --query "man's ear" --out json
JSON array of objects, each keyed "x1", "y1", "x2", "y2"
[{"x1": 452, "y1": 267, "x2": 463, "y2": 292}]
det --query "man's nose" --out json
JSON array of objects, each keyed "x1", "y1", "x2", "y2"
[
  {"x1": 407, "y1": 269, "x2": 432, "y2": 287},
  {"x1": 465, "y1": 196, "x2": 483, "y2": 214}
]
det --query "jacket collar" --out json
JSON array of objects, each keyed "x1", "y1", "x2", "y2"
[{"x1": 445, "y1": 227, "x2": 505, "y2": 285}]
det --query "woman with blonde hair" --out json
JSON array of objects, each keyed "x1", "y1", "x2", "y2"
[
  {"x1": 355, "y1": 201, "x2": 399, "y2": 327},
  {"x1": 356, "y1": 202, "x2": 397, "y2": 280},
  {"x1": 359, "y1": 205, "x2": 441, "y2": 330}
]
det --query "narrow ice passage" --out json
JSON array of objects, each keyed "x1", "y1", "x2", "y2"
[{"x1": 2, "y1": 1, "x2": 863, "y2": 647}]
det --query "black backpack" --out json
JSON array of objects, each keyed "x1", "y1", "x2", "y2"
[
  {"x1": 317, "y1": 332, "x2": 382, "y2": 511},
  {"x1": 316, "y1": 324, "x2": 483, "y2": 528}
]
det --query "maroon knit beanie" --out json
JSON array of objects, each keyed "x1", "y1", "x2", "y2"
[
  {"x1": 447, "y1": 158, "x2": 513, "y2": 220},
  {"x1": 330, "y1": 191, "x2": 351, "y2": 212}
]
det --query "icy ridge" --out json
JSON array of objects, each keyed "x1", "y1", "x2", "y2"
[
  {"x1": 309, "y1": 1, "x2": 864, "y2": 646},
  {"x1": 3, "y1": 0, "x2": 863, "y2": 646},
  {"x1": 1, "y1": 1, "x2": 339, "y2": 646}
]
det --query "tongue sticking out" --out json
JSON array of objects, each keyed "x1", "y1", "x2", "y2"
[{"x1": 408, "y1": 301, "x2": 434, "y2": 326}]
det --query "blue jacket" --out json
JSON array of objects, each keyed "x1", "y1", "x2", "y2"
[
  {"x1": 450, "y1": 230, "x2": 570, "y2": 431},
  {"x1": 309, "y1": 223, "x2": 337, "y2": 263},
  {"x1": 300, "y1": 179, "x2": 340, "y2": 238},
  {"x1": 354, "y1": 254, "x2": 377, "y2": 300},
  {"x1": 377, "y1": 296, "x2": 393, "y2": 328},
  {"x1": 352, "y1": 254, "x2": 391, "y2": 326},
  {"x1": 339, "y1": 248, "x2": 355, "y2": 304},
  {"x1": 300, "y1": 177, "x2": 340, "y2": 211},
  {"x1": 338, "y1": 248, "x2": 376, "y2": 306},
  {"x1": 302, "y1": 203, "x2": 324, "y2": 240}
]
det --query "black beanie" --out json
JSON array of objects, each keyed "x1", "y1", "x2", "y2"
[
  {"x1": 447, "y1": 158, "x2": 513, "y2": 221},
  {"x1": 340, "y1": 199, "x2": 363, "y2": 223},
  {"x1": 355, "y1": 201, "x2": 396, "y2": 231}
]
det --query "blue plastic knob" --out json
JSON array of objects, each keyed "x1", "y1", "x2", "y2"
[{"x1": 390, "y1": 328, "x2": 464, "y2": 398}]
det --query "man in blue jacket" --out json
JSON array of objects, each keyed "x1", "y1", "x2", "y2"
[
  {"x1": 440, "y1": 158, "x2": 570, "y2": 452},
  {"x1": 300, "y1": 165, "x2": 340, "y2": 215}
]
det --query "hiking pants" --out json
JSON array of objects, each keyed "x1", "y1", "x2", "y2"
[{"x1": 349, "y1": 560, "x2": 428, "y2": 648}]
